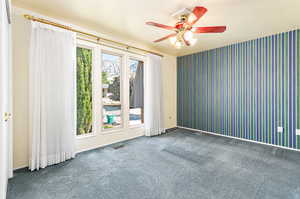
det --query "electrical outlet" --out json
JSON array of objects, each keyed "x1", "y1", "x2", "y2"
[
  {"x1": 296, "y1": 129, "x2": 300, "y2": 136},
  {"x1": 277, "y1": 126, "x2": 283, "y2": 133}
]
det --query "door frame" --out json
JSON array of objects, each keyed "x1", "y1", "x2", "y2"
[{"x1": 0, "y1": 0, "x2": 12, "y2": 198}]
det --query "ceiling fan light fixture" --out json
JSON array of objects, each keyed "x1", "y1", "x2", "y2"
[
  {"x1": 145, "y1": 6, "x2": 226, "y2": 48},
  {"x1": 183, "y1": 30, "x2": 194, "y2": 41},
  {"x1": 175, "y1": 41, "x2": 183, "y2": 49},
  {"x1": 169, "y1": 36, "x2": 177, "y2": 45}
]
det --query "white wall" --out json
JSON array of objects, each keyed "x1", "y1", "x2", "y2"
[
  {"x1": 12, "y1": 7, "x2": 177, "y2": 169},
  {"x1": 161, "y1": 55, "x2": 177, "y2": 129}
]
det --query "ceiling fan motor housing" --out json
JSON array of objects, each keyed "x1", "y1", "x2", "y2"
[{"x1": 180, "y1": 15, "x2": 188, "y2": 23}]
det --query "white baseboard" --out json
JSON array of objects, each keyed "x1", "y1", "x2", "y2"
[
  {"x1": 13, "y1": 165, "x2": 28, "y2": 171},
  {"x1": 178, "y1": 126, "x2": 300, "y2": 153},
  {"x1": 76, "y1": 133, "x2": 143, "y2": 154}
]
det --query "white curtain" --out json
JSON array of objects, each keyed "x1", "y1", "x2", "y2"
[
  {"x1": 29, "y1": 21, "x2": 76, "y2": 171},
  {"x1": 130, "y1": 61, "x2": 144, "y2": 108},
  {"x1": 144, "y1": 54, "x2": 164, "y2": 136}
]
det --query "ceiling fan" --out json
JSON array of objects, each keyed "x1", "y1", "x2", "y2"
[{"x1": 146, "y1": 6, "x2": 226, "y2": 48}]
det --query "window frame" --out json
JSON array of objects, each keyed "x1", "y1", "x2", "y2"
[
  {"x1": 76, "y1": 40, "x2": 147, "y2": 138},
  {"x1": 76, "y1": 40, "x2": 100, "y2": 139},
  {"x1": 100, "y1": 47, "x2": 125, "y2": 132},
  {"x1": 127, "y1": 53, "x2": 146, "y2": 129}
]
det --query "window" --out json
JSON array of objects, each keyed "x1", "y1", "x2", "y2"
[
  {"x1": 76, "y1": 41, "x2": 145, "y2": 136},
  {"x1": 76, "y1": 47, "x2": 93, "y2": 135},
  {"x1": 101, "y1": 52, "x2": 122, "y2": 130},
  {"x1": 129, "y1": 59, "x2": 144, "y2": 126}
]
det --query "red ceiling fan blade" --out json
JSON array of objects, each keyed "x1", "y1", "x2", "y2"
[
  {"x1": 188, "y1": 6, "x2": 207, "y2": 25},
  {"x1": 153, "y1": 33, "x2": 177, "y2": 42},
  {"x1": 192, "y1": 26, "x2": 226, "y2": 33},
  {"x1": 146, "y1": 22, "x2": 175, "y2": 31}
]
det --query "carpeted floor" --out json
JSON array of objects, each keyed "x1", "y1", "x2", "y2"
[{"x1": 7, "y1": 129, "x2": 300, "y2": 199}]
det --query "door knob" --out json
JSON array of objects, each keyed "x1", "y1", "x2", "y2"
[{"x1": 4, "y1": 112, "x2": 11, "y2": 122}]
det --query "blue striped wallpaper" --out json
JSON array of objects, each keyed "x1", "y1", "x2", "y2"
[{"x1": 177, "y1": 29, "x2": 300, "y2": 149}]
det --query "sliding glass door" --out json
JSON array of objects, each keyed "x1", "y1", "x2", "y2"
[{"x1": 76, "y1": 39, "x2": 145, "y2": 137}]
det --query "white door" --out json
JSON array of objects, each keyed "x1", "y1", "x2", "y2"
[{"x1": 0, "y1": 0, "x2": 12, "y2": 198}]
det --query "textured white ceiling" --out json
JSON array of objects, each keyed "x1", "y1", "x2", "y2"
[{"x1": 12, "y1": 0, "x2": 300, "y2": 56}]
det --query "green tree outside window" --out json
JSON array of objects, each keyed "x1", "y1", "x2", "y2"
[{"x1": 77, "y1": 47, "x2": 93, "y2": 135}]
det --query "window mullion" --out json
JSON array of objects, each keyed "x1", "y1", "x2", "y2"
[
  {"x1": 95, "y1": 46, "x2": 102, "y2": 134},
  {"x1": 123, "y1": 54, "x2": 130, "y2": 130}
]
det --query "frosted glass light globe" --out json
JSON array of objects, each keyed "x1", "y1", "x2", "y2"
[
  {"x1": 175, "y1": 41, "x2": 182, "y2": 48},
  {"x1": 169, "y1": 36, "x2": 177, "y2": 45},
  {"x1": 184, "y1": 31, "x2": 193, "y2": 41}
]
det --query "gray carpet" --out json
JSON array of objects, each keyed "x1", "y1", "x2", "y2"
[{"x1": 7, "y1": 129, "x2": 300, "y2": 199}]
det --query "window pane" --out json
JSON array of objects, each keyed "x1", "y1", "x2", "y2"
[
  {"x1": 77, "y1": 47, "x2": 93, "y2": 135},
  {"x1": 129, "y1": 59, "x2": 144, "y2": 125},
  {"x1": 102, "y1": 53, "x2": 122, "y2": 129}
]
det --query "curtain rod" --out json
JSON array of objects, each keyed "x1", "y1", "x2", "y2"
[
  {"x1": 23, "y1": 14, "x2": 163, "y2": 58},
  {"x1": 77, "y1": 37, "x2": 146, "y2": 57}
]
